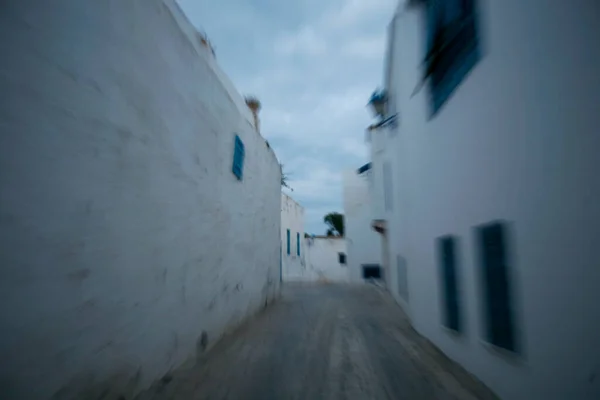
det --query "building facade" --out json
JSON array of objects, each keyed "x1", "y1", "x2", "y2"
[
  {"x1": 304, "y1": 237, "x2": 349, "y2": 283},
  {"x1": 281, "y1": 193, "x2": 350, "y2": 283},
  {"x1": 343, "y1": 166, "x2": 382, "y2": 282},
  {"x1": 365, "y1": 1, "x2": 600, "y2": 399},
  {"x1": 280, "y1": 193, "x2": 306, "y2": 281}
]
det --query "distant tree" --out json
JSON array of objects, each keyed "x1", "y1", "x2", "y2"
[{"x1": 323, "y1": 212, "x2": 344, "y2": 237}]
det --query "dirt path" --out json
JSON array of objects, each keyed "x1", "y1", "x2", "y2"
[{"x1": 136, "y1": 284, "x2": 499, "y2": 400}]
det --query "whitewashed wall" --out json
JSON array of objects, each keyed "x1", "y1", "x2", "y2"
[
  {"x1": 380, "y1": 1, "x2": 600, "y2": 399},
  {"x1": 280, "y1": 193, "x2": 306, "y2": 281},
  {"x1": 304, "y1": 238, "x2": 349, "y2": 283},
  {"x1": 369, "y1": 130, "x2": 388, "y2": 223},
  {"x1": 343, "y1": 170, "x2": 382, "y2": 282},
  {"x1": 369, "y1": 128, "x2": 396, "y2": 288},
  {"x1": 0, "y1": 1, "x2": 281, "y2": 399}
]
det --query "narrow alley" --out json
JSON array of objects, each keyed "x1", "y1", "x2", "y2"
[
  {"x1": 2, "y1": 1, "x2": 600, "y2": 399},
  {"x1": 136, "y1": 284, "x2": 498, "y2": 400}
]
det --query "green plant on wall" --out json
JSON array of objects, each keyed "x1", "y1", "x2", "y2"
[
  {"x1": 323, "y1": 212, "x2": 344, "y2": 237},
  {"x1": 280, "y1": 163, "x2": 292, "y2": 190}
]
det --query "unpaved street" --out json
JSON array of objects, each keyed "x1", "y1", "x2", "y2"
[{"x1": 137, "y1": 284, "x2": 498, "y2": 400}]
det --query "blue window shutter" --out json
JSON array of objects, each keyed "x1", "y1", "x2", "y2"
[
  {"x1": 478, "y1": 222, "x2": 517, "y2": 352},
  {"x1": 232, "y1": 135, "x2": 245, "y2": 180},
  {"x1": 444, "y1": 0, "x2": 462, "y2": 24},
  {"x1": 286, "y1": 229, "x2": 290, "y2": 255},
  {"x1": 425, "y1": 0, "x2": 439, "y2": 54},
  {"x1": 297, "y1": 233, "x2": 300, "y2": 256},
  {"x1": 437, "y1": 236, "x2": 461, "y2": 332},
  {"x1": 425, "y1": 0, "x2": 481, "y2": 116},
  {"x1": 383, "y1": 161, "x2": 393, "y2": 212}
]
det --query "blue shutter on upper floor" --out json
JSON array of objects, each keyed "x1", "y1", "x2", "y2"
[
  {"x1": 286, "y1": 229, "x2": 290, "y2": 255},
  {"x1": 425, "y1": 0, "x2": 439, "y2": 55},
  {"x1": 424, "y1": 0, "x2": 481, "y2": 116},
  {"x1": 297, "y1": 233, "x2": 300, "y2": 256},
  {"x1": 232, "y1": 135, "x2": 245, "y2": 180}
]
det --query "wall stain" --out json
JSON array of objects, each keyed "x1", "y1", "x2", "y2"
[
  {"x1": 195, "y1": 331, "x2": 209, "y2": 360},
  {"x1": 94, "y1": 340, "x2": 113, "y2": 355},
  {"x1": 154, "y1": 373, "x2": 173, "y2": 394},
  {"x1": 166, "y1": 333, "x2": 178, "y2": 364},
  {"x1": 78, "y1": 299, "x2": 96, "y2": 312},
  {"x1": 67, "y1": 268, "x2": 90, "y2": 282},
  {"x1": 116, "y1": 126, "x2": 134, "y2": 142},
  {"x1": 51, "y1": 365, "x2": 142, "y2": 400},
  {"x1": 207, "y1": 295, "x2": 217, "y2": 310}
]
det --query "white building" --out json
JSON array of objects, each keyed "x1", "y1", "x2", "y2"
[
  {"x1": 343, "y1": 165, "x2": 382, "y2": 282},
  {"x1": 280, "y1": 193, "x2": 306, "y2": 281},
  {"x1": 280, "y1": 193, "x2": 350, "y2": 283},
  {"x1": 304, "y1": 236, "x2": 349, "y2": 283},
  {"x1": 0, "y1": 1, "x2": 281, "y2": 399},
  {"x1": 364, "y1": 1, "x2": 600, "y2": 399}
]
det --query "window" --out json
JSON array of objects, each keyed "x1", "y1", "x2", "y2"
[
  {"x1": 384, "y1": 16, "x2": 396, "y2": 96},
  {"x1": 437, "y1": 236, "x2": 461, "y2": 332},
  {"x1": 397, "y1": 255, "x2": 409, "y2": 302},
  {"x1": 232, "y1": 135, "x2": 245, "y2": 180},
  {"x1": 362, "y1": 264, "x2": 381, "y2": 279},
  {"x1": 383, "y1": 161, "x2": 393, "y2": 212},
  {"x1": 357, "y1": 162, "x2": 372, "y2": 174},
  {"x1": 424, "y1": 0, "x2": 480, "y2": 115},
  {"x1": 385, "y1": 15, "x2": 399, "y2": 133},
  {"x1": 296, "y1": 233, "x2": 300, "y2": 256},
  {"x1": 477, "y1": 222, "x2": 517, "y2": 352},
  {"x1": 338, "y1": 252, "x2": 347, "y2": 265},
  {"x1": 286, "y1": 229, "x2": 290, "y2": 255}
]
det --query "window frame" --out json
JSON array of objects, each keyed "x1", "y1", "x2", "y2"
[
  {"x1": 397, "y1": 255, "x2": 409, "y2": 302},
  {"x1": 437, "y1": 235, "x2": 461, "y2": 333},
  {"x1": 338, "y1": 252, "x2": 347, "y2": 265},
  {"x1": 296, "y1": 232, "x2": 300, "y2": 256},
  {"x1": 384, "y1": 14, "x2": 398, "y2": 133},
  {"x1": 476, "y1": 221, "x2": 518, "y2": 353},
  {"x1": 286, "y1": 229, "x2": 291, "y2": 255},
  {"x1": 232, "y1": 134, "x2": 245, "y2": 180},
  {"x1": 383, "y1": 160, "x2": 393, "y2": 212}
]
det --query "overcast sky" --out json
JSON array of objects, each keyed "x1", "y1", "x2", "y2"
[{"x1": 178, "y1": 0, "x2": 395, "y2": 234}]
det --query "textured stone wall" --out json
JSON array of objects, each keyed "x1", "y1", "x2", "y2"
[{"x1": 0, "y1": 1, "x2": 281, "y2": 398}]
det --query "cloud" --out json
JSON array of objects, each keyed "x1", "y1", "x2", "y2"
[
  {"x1": 177, "y1": 0, "x2": 395, "y2": 233},
  {"x1": 341, "y1": 138, "x2": 369, "y2": 159},
  {"x1": 323, "y1": 0, "x2": 397, "y2": 30},
  {"x1": 340, "y1": 35, "x2": 387, "y2": 60},
  {"x1": 274, "y1": 26, "x2": 327, "y2": 56},
  {"x1": 290, "y1": 173, "x2": 341, "y2": 202}
]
